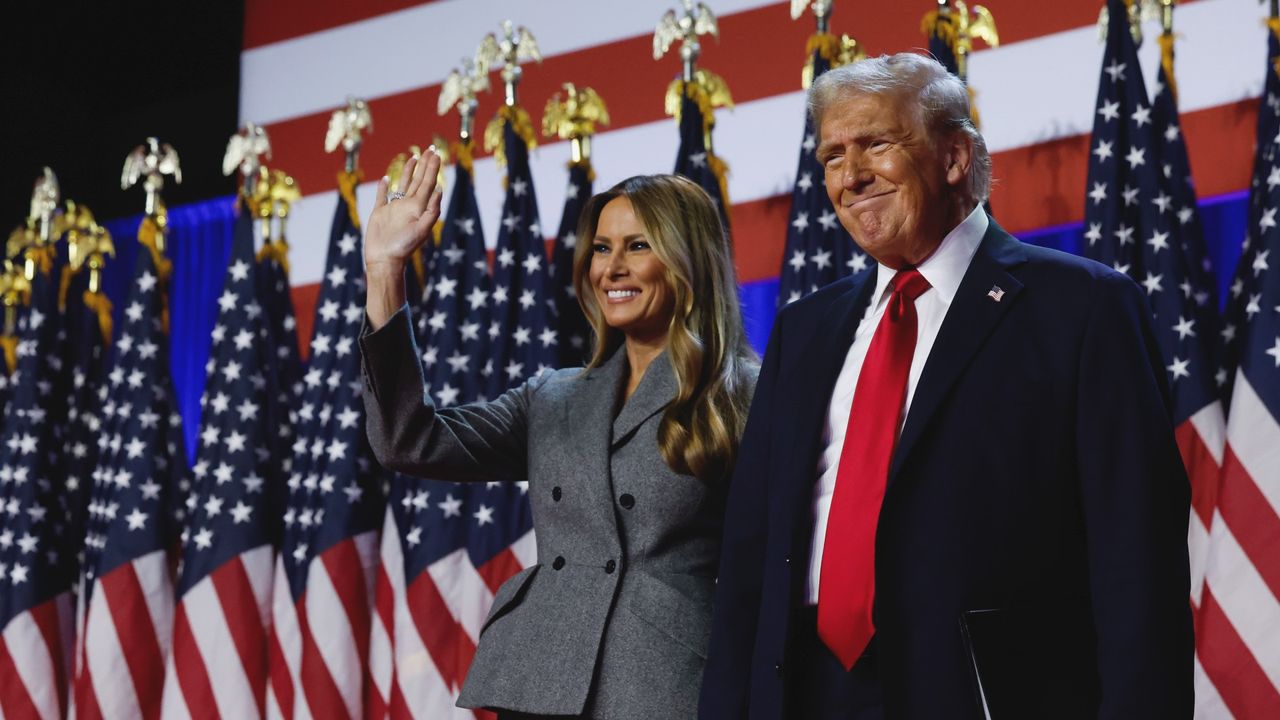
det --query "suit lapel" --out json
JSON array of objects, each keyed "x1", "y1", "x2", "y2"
[
  {"x1": 612, "y1": 351, "x2": 677, "y2": 448},
  {"x1": 780, "y1": 272, "x2": 878, "y2": 511},
  {"x1": 888, "y1": 220, "x2": 1028, "y2": 483}
]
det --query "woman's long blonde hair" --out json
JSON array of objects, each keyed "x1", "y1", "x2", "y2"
[{"x1": 573, "y1": 174, "x2": 757, "y2": 483}]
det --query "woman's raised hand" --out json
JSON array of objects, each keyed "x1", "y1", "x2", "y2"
[
  {"x1": 363, "y1": 147, "x2": 444, "y2": 328},
  {"x1": 365, "y1": 148, "x2": 444, "y2": 276}
]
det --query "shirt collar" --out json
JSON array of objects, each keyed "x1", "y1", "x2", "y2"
[{"x1": 869, "y1": 204, "x2": 988, "y2": 310}]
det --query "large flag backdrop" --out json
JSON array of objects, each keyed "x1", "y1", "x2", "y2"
[{"x1": 241, "y1": 0, "x2": 1261, "y2": 343}]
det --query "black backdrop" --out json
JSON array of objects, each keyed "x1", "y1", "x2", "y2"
[{"x1": 2, "y1": 1, "x2": 243, "y2": 227}]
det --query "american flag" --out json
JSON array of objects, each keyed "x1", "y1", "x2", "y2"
[
  {"x1": 268, "y1": 174, "x2": 385, "y2": 719},
  {"x1": 924, "y1": 1, "x2": 960, "y2": 75},
  {"x1": 1194, "y1": 22, "x2": 1280, "y2": 719},
  {"x1": 776, "y1": 41, "x2": 865, "y2": 307},
  {"x1": 549, "y1": 162, "x2": 592, "y2": 369},
  {"x1": 1221, "y1": 28, "x2": 1280, "y2": 405},
  {"x1": 673, "y1": 84, "x2": 732, "y2": 235},
  {"x1": 419, "y1": 148, "x2": 492, "y2": 405},
  {"x1": 373, "y1": 136, "x2": 537, "y2": 718},
  {"x1": 75, "y1": 220, "x2": 190, "y2": 719},
  {"x1": 370, "y1": 149, "x2": 497, "y2": 718},
  {"x1": 160, "y1": 200, "x2": 285, "y2": 719},
  {"x1": 487, "y1": 117, "x2": 557, "y2": 397},
  {"x1": 255, "y1": 228, "x2": 304, "y2": 501},
  {"x1": 0, "y1": 252, "x2": 75, "y2": 720},
  {"x1": 1081, "y1": 0, "x2": 1227, "y2": 704}
]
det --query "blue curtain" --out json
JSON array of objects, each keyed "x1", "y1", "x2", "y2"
[{"x1": 103, "y1": 197, "x2": 236, "y2": 462}]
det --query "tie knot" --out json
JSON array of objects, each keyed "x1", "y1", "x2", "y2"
[{"x1": 890, "y1": 268, "x2": 931, "y2": 302}]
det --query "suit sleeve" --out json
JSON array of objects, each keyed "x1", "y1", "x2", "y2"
[
  {"x1": 699, "y1": 310, "x2": 784, "y2": 719},
  {"x1": 1075, "y1": 272, "x2": 1194, "y2": 719},
  {"x1": 359, "y1": 304, "x2": 539, "y2": 482}
]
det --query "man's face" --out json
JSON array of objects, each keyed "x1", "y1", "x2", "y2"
[{"x1": 817, "y1": 91, "x2": 968, "y2": 268}]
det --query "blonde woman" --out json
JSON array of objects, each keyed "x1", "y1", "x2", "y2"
[{"x1": 360, "y1": 152, "x2": 757, "y2": 720}]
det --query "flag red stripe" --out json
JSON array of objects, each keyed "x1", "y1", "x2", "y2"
[
  {"x1": 0, "y1": 635, "x2": 42, "y2": 720},
  {"x1": 1218, "y1": 445, "x2": 1280, "y2": 602},
  {"x1": 29, "y1": 599, "x2": 67, "y2": 716},
  {"x1": 1196, "y1": 586, "x2": 1280, "y2": 717},
  {"x1": 389, "y1": 678, "x2": 413, "y2": 720},
  {"x1": 209, "y1": 557, "x2": 270, "y2": 717},
  {"x1": 100, "y1": 563, "x2": 166, "y2": 720},
  {"x1": 243, "y1": 0, "x2": 445, "y2": 49},
  {"x1": 75, "y1": 668, "x2": 106, "y2": 720},
  {"x1": 405, "y1": 573, "x2": 476, "y2": 690},
  {"x1": 1175, "y1": 418, "x2": 1221, "y2": 530},
  {"x1": 170, "y1": 603, "x2": 219, "y2": 717},
  {"x1": 267, "y1": 626, "x2": 296, "y2": 719},
  {"x1": 476, "y1": 548, "x2": 523, "y2": 596},
  {"x1": 297, "y1": 591, "x2": 351, "y2": 720},
  {"x1": 320, "y1": 539, "x2": 374, "y2": 673}
]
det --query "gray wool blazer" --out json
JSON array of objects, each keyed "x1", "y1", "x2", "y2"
[{"x1": 361, "y1": 307, "x2": 751, "y2": 719}]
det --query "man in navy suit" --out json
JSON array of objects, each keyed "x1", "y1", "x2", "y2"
[{"x1": 699, "y1": 53, "x2": 1192, "y2": 719}]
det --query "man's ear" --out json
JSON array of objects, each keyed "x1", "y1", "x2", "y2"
[{"x1": 945, "y1": 133, "x2": 974, "y2": 188}]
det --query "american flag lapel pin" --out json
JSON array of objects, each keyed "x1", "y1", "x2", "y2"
[{"x1": 987, "y1": 285, "x2": 1005, "y2": 302}]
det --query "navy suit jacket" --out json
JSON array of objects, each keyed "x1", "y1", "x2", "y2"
[{"x1": 700, "y1": 219, "x2": 1193, "y2": 719}]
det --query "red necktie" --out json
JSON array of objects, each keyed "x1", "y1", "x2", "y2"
[{"x1": 818, "y1": 267, "x2": 932, "y2": 671}]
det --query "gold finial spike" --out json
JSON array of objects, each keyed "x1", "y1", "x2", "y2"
[
  {"x1": 30, "y1": 168, "x2": 61, "y2": 245},
  {"x1": 325, "y1": 97, "x2": 373, "y2": 173},
  {"x1": 64, "y1": 203, "x2": 115, "y2": 295},
  {"x1": 1098, "y1": 1, "x2": 1161, "y2": 46},
  {"x1": 439, "y1": 56, "x2": 492, "y2": 143},
  {"x1": 654, "y1": 1, "x2": 720, "y2": 82},
  {"x1": 123, "y1": 137, "x2": 182, "y2": 219},
  {"x1": 269, "y1": 169, "x2": 301, "y2": 241},
  {"x1": 791, "y1": 0, "x2": 833, "y2": 33},
  {"x1": 223, "y1": 122, "x2": 272, "y2": 198},
  {"x1": 543, "y1": 84, "x2": 611, "y2": 165},
  {"x1": 940, "y1": 1, "x2": 999, "y2": 81},
  {"x1": 476, "y1": 21, "x2": 542, "y2": 108}
]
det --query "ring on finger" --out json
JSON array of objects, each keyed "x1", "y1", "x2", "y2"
[{"x1": 386, "y1": 190, "x2": 406, "y2": 202}]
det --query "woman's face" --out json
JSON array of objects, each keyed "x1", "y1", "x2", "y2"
[{"x1": 588, "y1": 196, "x2": 675, "y2": 345}]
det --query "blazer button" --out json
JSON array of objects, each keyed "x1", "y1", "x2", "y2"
[
  {"x1": 604, "y1": 559, "x2": 617, "y2": 574},
  {"x1": 618, "y1": 493, "x2": 635, "y2": 509},
  {"x1": 552, "y1": 486, "x2": 562, "y2": 502},
  {"x1": 774, "y1": 662, "x2": 784, "y2": 676},
  {"x1": 784, "y1": 555, "x2": 791, "y2": 564},
  {"x1": 553, "y1": 556, "x2": 565, "y2": 570}
]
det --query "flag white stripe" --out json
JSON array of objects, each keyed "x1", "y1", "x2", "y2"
[
  {"x1": 1226, "y1": 373, "x2": 1280, "y2": 520},
  {"x1": 2, "y1": 613, "x2": 60, "y2": 720},
  {"x1": 1194, "y1": 655, "x2": 1236, "y2": 720},
  {"x1": 182, "y1": 566, "x2": 262, "y2": 719},
  {"x1": 393, "y1": 599, "x2": 468, "y2": 720},
  {"x1": 135, "y1": 550, "x2": 176, "y2": 659},
  {"x1": 427, "y1": 549, "x2": 494, "y2": 645},
  {"x1": 84, "y1": 579, "x2": 142, "y2": 718},
  {"x1": 1202, "y1": 511, "x2": 1280, "y2": 693},
  {"x1": 1189, "y1": 511, "x2": 1210, "y2": 608},
  {"x1": 269, "y1": 559, "x2": 306, "y2": 720},
  {"x1": 159, "y1": 649, "x2": 192, "y2": 720},
  {"x1": 369, "y1": 509, "x2": 401, "y2": 708},
  {"x1": 306, "y1": 555, "x2": 361, "y2": 719},
  {"x1": 1191, "y1": 401, "x2": 1227, "y2": 468},
  {"x1": 509, "y1": 530, "x2": 537, "y2": 570},
  {"x1": 243, "y1": 544, "x2": 277, "y2": 631},
  {"x1": 239, "y1": 0, "x2": 780, "y2": 126}
]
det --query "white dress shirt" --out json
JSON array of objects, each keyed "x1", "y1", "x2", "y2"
[{"x1": 806, "y1": 205, "x2": 988, "y2": 604}]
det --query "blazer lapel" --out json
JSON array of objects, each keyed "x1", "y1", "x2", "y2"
[
  {"x1": 888, "y1": 219, "x2": 1028, "y2": 483},
  {"x1": 566, "y1": 348, "x2": 628, "y2": 536},
  {"x1": 612, "y1": 351, "x2": 677, "y2": 448}
]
